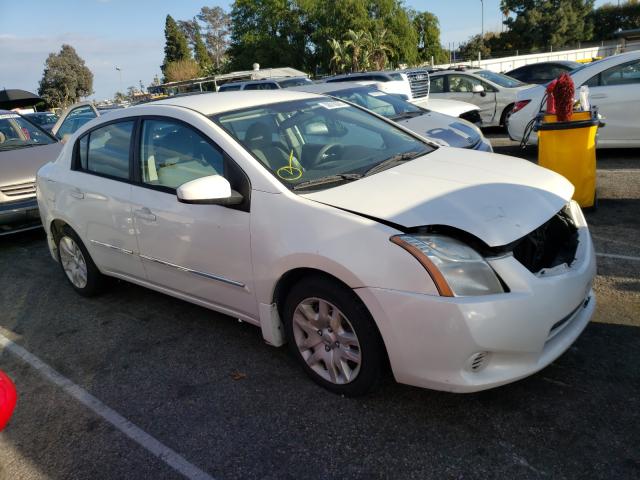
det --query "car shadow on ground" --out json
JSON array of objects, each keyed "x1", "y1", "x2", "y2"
[{"x1": 0, "y1": 231, "x2": 639, "y2": 479}]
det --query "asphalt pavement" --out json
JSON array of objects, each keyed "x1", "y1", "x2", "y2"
[{"x1": 0, "y1": 133, "x2": 639, "y2": 480}]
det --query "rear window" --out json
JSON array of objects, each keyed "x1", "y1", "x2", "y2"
[
  {"x1": 243, "y1": 82, "x2": 279, "y2": 90},
  {"x1": 77, "y1": 121, "x2": 133, "y2": 180}
]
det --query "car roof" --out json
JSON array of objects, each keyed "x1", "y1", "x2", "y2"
[
  {"x1": 325, "y1": 71, "x2": 395, "y2": 80},
  {"x1": 146, "y1": 90, "x2": 323, "y2": 115}
]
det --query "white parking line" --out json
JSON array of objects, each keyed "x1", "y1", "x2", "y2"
[
  {"x1": 0, "y1": 333, "x2": 215, "y2": 480},
  {"x1": 596, "y1": 252, "x2": 640, "y2": 262}
]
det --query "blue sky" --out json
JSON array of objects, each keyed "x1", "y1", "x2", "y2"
[{"x1": 0, "y1": 0, "x2": 609, "y2": 101}]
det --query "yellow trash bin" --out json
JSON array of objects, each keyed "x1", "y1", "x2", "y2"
[{"x1": 536, "y1": 109, "x2": 602, "y2": 208}]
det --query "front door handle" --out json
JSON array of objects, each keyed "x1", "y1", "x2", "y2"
[
  {"x1": 134, "y1": 207, "x2": 157, "y2": 222},
  {"x1": 70, "y1": 188, "x2": 84, "y2": 199},
  {"x1": 591, "y1": 93, "x2": 607, "y2": 99}
]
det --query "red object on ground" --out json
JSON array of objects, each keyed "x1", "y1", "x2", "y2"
[
  {"x1": 553, "y1": 73, "x2": 575, "y2": 121},
  {"x1": 545, "y1": 79, "x2": 557, "y2": 114},
  {"x1": 0, "y1": 370, "x2": 17, "y2": 431}
]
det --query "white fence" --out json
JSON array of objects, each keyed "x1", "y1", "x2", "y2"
[{"x1": 434, "y1": 41, "x2": 640, "y2": 73}]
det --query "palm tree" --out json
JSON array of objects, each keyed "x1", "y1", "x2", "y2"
[
  {"x1": 328, "y1": 38, "x2": 349, "y2": 74},
  {"x1": 365, "y1": 29, "x2": 394, "y2": 70},
  {"x1": 343, "y1": 29, "x2": 369, "y2": 72}
]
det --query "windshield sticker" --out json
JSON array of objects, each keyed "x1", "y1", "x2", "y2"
[
  {"x1": 368, "y1": 91, "x2": 386, "y2": 97},
  {"x1": 276, "y1": 150, "x2": 303, "y2": 181},
  {"x1": 0, "y1": 114, "x2": 20, "y2": 120},
  {"x1": 318, "y1": 101, "x2": 349, "y2": 110}
]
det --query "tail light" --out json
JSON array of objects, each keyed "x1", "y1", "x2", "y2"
[{"x1": 511, "y1": 99, "x2": 531, "y2": 115}]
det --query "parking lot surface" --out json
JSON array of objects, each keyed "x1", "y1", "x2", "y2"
[{"x1": 1, "y1": 133, "x2": 639, "y2": 480}]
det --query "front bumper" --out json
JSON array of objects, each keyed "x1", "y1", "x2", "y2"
[
  {"x1": 357, "y1": 203, "x2": 596, "y2": 392},
  {"x1": 0, "y1": 197, "x2": 42, "y2": 235}
]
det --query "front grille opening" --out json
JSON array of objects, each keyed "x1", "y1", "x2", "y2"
[
  {"x1": 513, "y1": 206, "x2": 579, "y2": 273},
  {"x1": 468, "y1": 351, "x2": 489, "y2": 372}
]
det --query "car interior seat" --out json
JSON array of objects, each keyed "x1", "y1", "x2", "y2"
[{"x1": 244, "y1": 121, "x2": 301, "y2": 171}]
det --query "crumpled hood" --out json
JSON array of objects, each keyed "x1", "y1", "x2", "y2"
[
  {"x1": 301, "y1": 149, "x2": 574, "y2": 247},
  {"x1": 396, "y1": 111, "x2": 481, "y2": 148},
  {"x1": 0, "y1": 142, "x2": 62, "y2": 187}
]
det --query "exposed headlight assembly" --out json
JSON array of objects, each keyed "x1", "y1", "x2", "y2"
[{"x1": 391, "y1": 234, "x2": 504, "y2": 297}]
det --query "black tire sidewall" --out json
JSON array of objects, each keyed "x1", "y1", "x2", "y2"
[
  {"x1": 57, "y1": 226, "x2": 104, "y2": 297},
  {"x1": 283, "y1": 276, "x2": 384, "y2": 396}
]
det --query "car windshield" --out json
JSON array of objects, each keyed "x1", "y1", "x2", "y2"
[
  {"x1": 212, "y1": 98, "x2": 432, "y2": 191},
  {"x1": 26, "y1": 113, "x2": 58, "y2": 126},
  {"x1": 328, "y1": 87, "x2": 424, "y2": 120},
  {"x1": 278, "y1": 78, "x2": 313, "y2": 88},
  {"x1": 475, "y1": 70, "x2": 525, "y2": 88},
  {"x1": 0, "y1": 113, "x2": 56, "y2": 150}
]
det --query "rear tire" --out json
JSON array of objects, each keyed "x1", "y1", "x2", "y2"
[
  {"x1": 57, "y1": 226, "x2": 105, "y2": 297},
  {"x1": 283, "y1": 276, "x2": 385, "y2": 396},
  {"x1": 501, "y1": 103, "x2": 515, "y2": 127}
]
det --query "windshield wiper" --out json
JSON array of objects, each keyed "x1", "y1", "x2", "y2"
[
  {"x1": 390, "y1": 111, "x2": 423, "y2": 121},
  {"x1": 292, "y1": 173, "x2": 362, "y2": 191},
  {"x1": 364, "y1": 150, "x2": 424, "y2": 177}
]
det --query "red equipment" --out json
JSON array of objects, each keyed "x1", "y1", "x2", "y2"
[{"x1": 0, "y1": 370, "x2": 17, "y2": 431}]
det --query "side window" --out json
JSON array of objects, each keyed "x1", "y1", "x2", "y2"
[
  {"x1": 140, "y1": 119, "x2": 224, "y2": 190},
  {"x1": 430, "y1": 76, "x2": 444, "y2": 93},
  {"x1": 600, "y1": 60, "x2": 640, "y2": 86},
  {"x1": 56, "y1": 105, "x2": 97, "y2": 140},
  {"x1": 82, "y1": 121, "x2": 134, "y2": 179},
  {"x1": 584, "y1": 74, "x2": 600, "y2": 88},
  {"x1": 448, "y1": 74, "x2": 480, "y2": 92}
]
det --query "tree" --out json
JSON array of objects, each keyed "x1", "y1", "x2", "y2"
[
  {"x1": 228, "y1": 0, "x2": 309, "y2": 71},
  {"x1": 411, "y1": 10, "x2": 447, "y2": 64},
  {"x1": 164, "y1": 58, "x2": 201, "y2": 82},
  {"x1": 365, "y1": 29, "x2": 393, "y2": 70},
  {"x1": 343, "y1": 29, "x2": 369, "y2": 71},
  {"x1": 161, "y1": 14, "x2": 192, "y2": 78},
  {"x1": 193, "y1": 28, "x2": 213, "y2": 74},
  {"x1": 114, "y1": 91, "x2": 126, "y2": 103},
  {"x1": 458, "y1": 33, "x2": 494, "y2": 61},
  {"x1": 328, "y1": 38, "x2": 350, "y2": 74},
  {"x1": 590, "y1": 1, "x2": 640, "y2": 41},
  {"x1": 197, "y1": 6, "x2": 232, "y2": 71},
  {"x1": 501, "y1": 0, "x2": 595, "y2": 51},
  {"x1": 38, "y1": 44, "x2": 93, "y2": 109}
]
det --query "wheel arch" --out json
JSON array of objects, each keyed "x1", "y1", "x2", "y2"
[{"x1": 501, "y1": 102, "x2": 515, "y2": 126}]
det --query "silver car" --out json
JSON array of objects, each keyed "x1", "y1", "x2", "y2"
[
  {"x1": 428, "y1": 69, "x2": 532, "y2": 127},
  {"x1": 0, "y1": 111, "x2": 62, "y2": 235},
  {"x1": 293, "y1": 82, "x2": 492, "y2": 152}
]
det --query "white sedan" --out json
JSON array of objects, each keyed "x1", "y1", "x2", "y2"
[
  {"x1": 36, "y1": 91, "x2": 596, "y2": 396},
  {"x1": 508, "y1": 50, "x2": 640, "y2": 147}
]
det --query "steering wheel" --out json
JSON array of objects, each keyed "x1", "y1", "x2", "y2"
[{"x1": 313, "y1": 143, "x2": 343, "y2": 168}]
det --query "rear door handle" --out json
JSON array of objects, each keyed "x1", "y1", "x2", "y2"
[
  {"x1": 70, "y1": 188, "x2": 84, "y2": 199},
  {"x1": 134, "y1": 207, "x2": 157, "y2": 222}
]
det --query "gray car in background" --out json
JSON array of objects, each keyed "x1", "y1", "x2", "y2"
[
  {"x1": 292, "y1": 82, "x2": 492, "y2": 152},
  {"x1": 0, "y1": 110, "x2": 62, "y2": 234},
  {"x1": 428, "y1": 69, "x2": 532, "y2": 127}
]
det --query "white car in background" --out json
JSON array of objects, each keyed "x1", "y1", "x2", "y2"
[
  {"x1": 292, "y1": 82, "x2": 491, "y2": 150},
  {"x1": 37, "y1": 91, "x2": 596, "y2": 396},
  {"x1": 428, "y1": 69, "x2": 532, "y2": 127},
  {"x1": 508, "y1": 50, "x2": 640, "y2": 147}
]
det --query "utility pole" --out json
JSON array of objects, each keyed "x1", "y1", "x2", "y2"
[{"x1": 480, "y1": 0, "x2": 484, "y2": 40}]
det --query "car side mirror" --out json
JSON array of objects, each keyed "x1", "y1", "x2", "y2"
[
  {"x1": 472, "y1": 84, "x2": 486, "y2": 96},
  {"x1": 177, "y1": 175, "x2": 243, "y2": 206}
]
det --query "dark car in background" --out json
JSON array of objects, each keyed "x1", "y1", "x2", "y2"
[
  {"x1": 505, "y1": 60, "x2": 581, "y2": 85},
  {"x1": 0, "y1": 110, "x2": 62, "y2": 235},
  {"x1": 218, "y1": 76, "x2": 312, "y2": 91},
  {"x1": 23, "y1": 112, "x2": 59, "y2": 132}
]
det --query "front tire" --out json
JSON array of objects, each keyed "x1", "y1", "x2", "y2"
[
  {"x1": 57, "y1": 226, "x2": 105, "y2": 297},
  {"x1": 283, "y1": 276, "x2": 385, "y2": 396}
]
